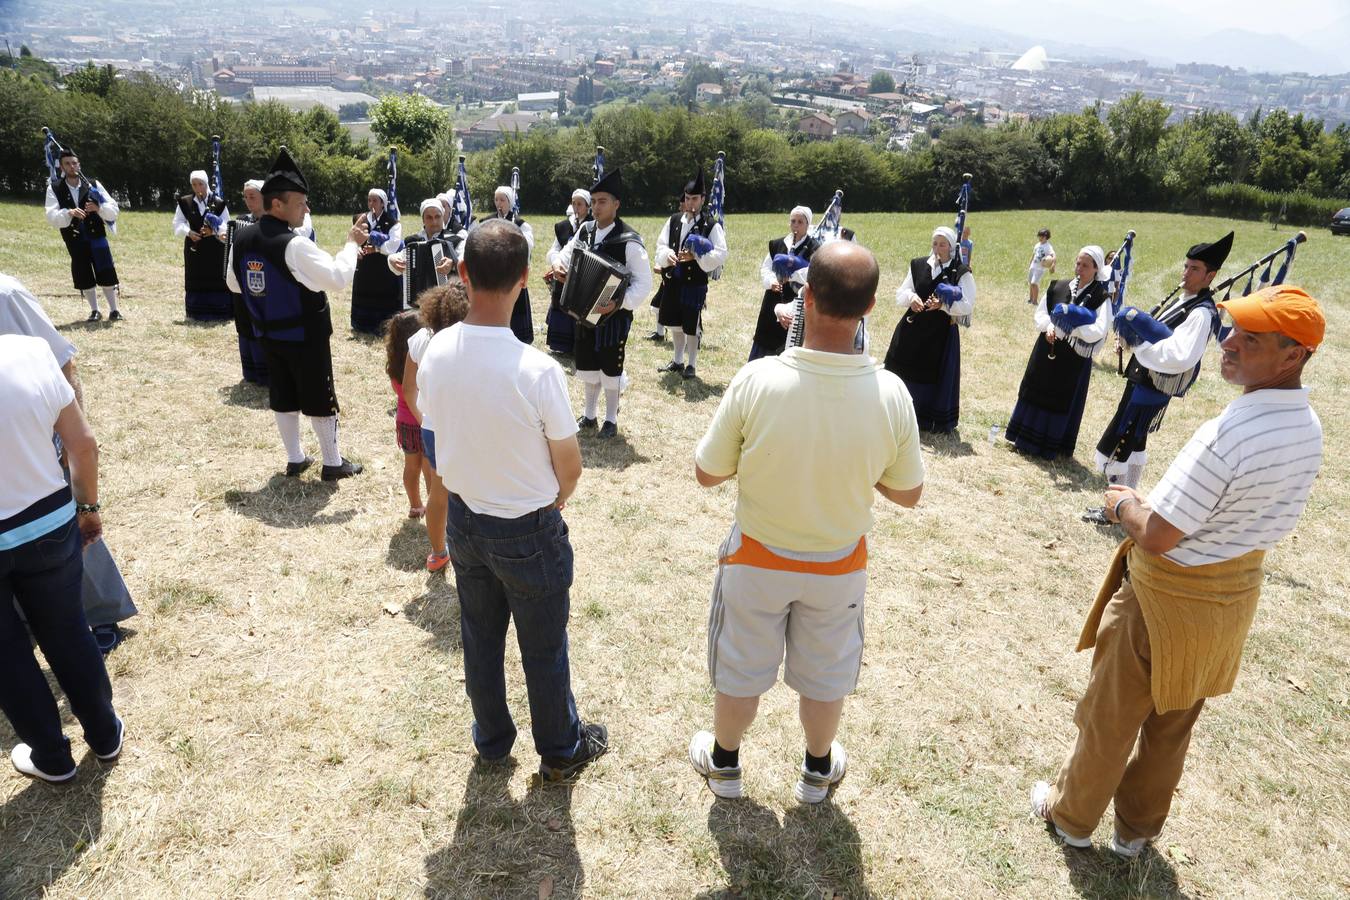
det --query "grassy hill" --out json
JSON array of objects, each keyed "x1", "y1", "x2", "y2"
[{"x1": 1, "y1": 201, "x2": 1346, "y2": 898}]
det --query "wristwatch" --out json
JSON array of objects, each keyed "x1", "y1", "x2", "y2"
[{"x1": 76, "y1": 502, "x2": 101, "y2": 514}]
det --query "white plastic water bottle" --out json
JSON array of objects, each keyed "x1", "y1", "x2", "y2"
[{"x1": 988, "y1": 424, "x2": 1003, "y2": 444}]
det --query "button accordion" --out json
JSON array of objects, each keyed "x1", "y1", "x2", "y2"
[
  {"x1": 558, "y1": 247, "x2": 631, "y2": 326},
  {"x1": 403, "y1": 240, "x2": 449, "y2": 308}
]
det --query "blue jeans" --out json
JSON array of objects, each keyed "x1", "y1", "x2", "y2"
[
  {"x1": 445, "y1": 493, "x2": 580, "y2": 760},
  {"x1": 0, "y1": 517, "x2": 119, "y2": 773}
]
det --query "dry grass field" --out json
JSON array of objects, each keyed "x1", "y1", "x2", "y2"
[{"x1": 0, "y1": 200, "x2": 1346, "y2": 899}]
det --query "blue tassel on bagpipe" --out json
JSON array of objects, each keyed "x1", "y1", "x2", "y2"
[
  {"x1": 934, "y1": 283, "x2": 963, "y2": 306},
  {"x1": 1114, "y1": 307, "x2": 1173, "y2": 347},
  {"x1": 1051, "y1": 303, "x2": 1097, "y2": 331},
  {"x1": 685, "y1": 233, "x2": 714, "y2": 258},
  {"x1": 1272, "y1": 240, "x2": 1296, "y2": 286},
  {"x1": 593, "y1": 312, "x2": 632, "y2": 349},
  {"x1": 204, "y1": 212, "x2": 224, "y2": 232},
  {"x1": 772, "y1": 253, "x2": 809, "y2": 280}
]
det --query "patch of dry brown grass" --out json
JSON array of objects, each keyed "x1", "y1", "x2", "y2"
[{"x1": 0, "y1": 203, "x2": 1345, "y2": 898}]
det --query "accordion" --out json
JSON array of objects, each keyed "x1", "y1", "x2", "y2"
[
  {"x1": 403, "y1": 239, "x2": 448, "y2": 308},
  {"x1": 558, "y1": 247, "x2": 631, "y2": 326}
]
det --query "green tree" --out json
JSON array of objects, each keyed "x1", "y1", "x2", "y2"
[
  {"x1": 64, "y1": 62, "x2": 119, "y2": 97},
  {"x1": 370, "y1": 93, "x2": 451, "y2": 154},
  {"x1": 868, "y1": 71, "x2": 896, "y2": 94},
  {"x1": 679, "y1": 62, "x2": 724, "y2": 101},
  {"x1": 1106, "y1": 93, "x2": 1169, "y2": 206},
  {"x1": 337, "y1": 101, "x2": 369, "y2": 122}
]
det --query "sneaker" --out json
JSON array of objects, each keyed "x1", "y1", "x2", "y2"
[
  {"x1": 10, "y1": 744, "x2": 77, "y2": 783},
  {"x1": 1029, "y1": 780, "x2": 1092, "y2": 848},
  {"x1": 539, "y1": 722, "x2": 608, "y2": 782},
  {"x1": 94, "y1": 716, "x2": 125, "y2": 762},
  {"x1": 682, "y1": 365, "x2": 697, "y2": 380},
  {"x1": 108, "y1": 309, "x2": 124, "y2": 322},
  {"x1": 1110, "y1": 832, "x2": 1148, "y2": 858},
  {"x1": 91, "y1": 623, "x2": 123, "y2": 656},
  {"x1": 86, "y1": 309, "x2": 102, "y2": 322},
  {"x1": 1080, "y1": 506, "x2": 1111, "y2": 526},
  {"x1": 321, "y1": 458, "x2": 363, "y2": 481},
  {"x1": 597, "y1": 421, "x2": 617, "y2": 439},
  {"x1": 794, "y1": 741, "x2": 847, "y2": 804},
  {"x1": 285, "y1": 456, "x2": 314, "y2": 477},
  {"x1": 426, "y1": 550, "x2": 450, "y2": 573},
  {"x1": 659, "y1": 360, "x2": 683, "y2": 373},
  {"x1": 576, "y1": 416, "x2": 598, "y2": 430},
  {"x1": 688, "y1": 730, "x2": 743, "y2": 799}
]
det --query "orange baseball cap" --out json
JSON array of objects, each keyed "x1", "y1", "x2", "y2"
[{"x1": 1218, "y1": 285, "x2": 1325, "y2": 351}]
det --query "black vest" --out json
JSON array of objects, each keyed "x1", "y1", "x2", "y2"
[
  {"x1": 231, "y1": 216, "x2": 331, "y2": 343},
  {"x1": 662, "y1": 212, "x2": 716, "y2": 287},
  {"x1": 752, "y1": 234, "x2": 821, "y2": 351},
  {"x1": 554, "y1": 216, "x2": 583, "y2": 247},
  {"x1": 1123, "y1": 288, "x2": 1218, "y2": 397},
  {"x1": 178, "y1": 192, "x2": 227, "y2": 234},
  {"x1": 179, "y1": 192, "x2": 229, "y2": 291},
  {"x1": 51, "y1": 177, "x2": 107, "y2": 241},
  {"x1": 352, "y1": 209, "x2": 402, "y2": 306}
]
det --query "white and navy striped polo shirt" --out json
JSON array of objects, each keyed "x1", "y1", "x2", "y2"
[{"x1": 1148, "y1": 387, "x2": 1322, "y2": 567}]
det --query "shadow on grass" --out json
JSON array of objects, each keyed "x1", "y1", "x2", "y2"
[
  {"x1": 0, "y1": 756, "x2": 109, "y2": 897},
  {"x1": 696, "y1": 798, "x2": 872, "y2": 899},
  {"x1": 174, "y1": 317, "x2": 232, "y2": 328},
  {"x1": 656, "y1": 369, "x2": 727, "y2": 402},
  {"x1": 1023, "y1": 452, "x2": 1104, "y2": 493},
  {"x1": 424, "y1": 760, "x2": 582, "y2": 899},
  {"x1": 921, "y1": 429, "x2": 975, "y2": 458},
  {"x1": 223, "y1": 475, "x2": 356, "y2": 528},
  {"x1": 57, "y1": 318, "x2": 114, "y2": 333},
  {"x1": 386, "y1": 517, "x2": 433, "y2": 573},
  {"x1": 1055, "y1": 838, "x2": 1190, "y2": 900},
  {"x1": 403, "y1": 576, "x2": 461, "y2": 653},
  {"x1": 346, "y1": 328, "x2": 384, "y2": 346},
  {"x1": 577, "y1": 432, "x2": 652, "y2": 470},
  {"x1": 217, "y1": 381, "x2": 269, "y2": 409}
]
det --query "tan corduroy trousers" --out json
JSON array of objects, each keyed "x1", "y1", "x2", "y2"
[{"x1": 1048, "y1": 579, "x2": 1205, "y2": 842}]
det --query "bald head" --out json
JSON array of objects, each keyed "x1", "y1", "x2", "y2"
[{"x1": 807, "y1": 241, "x2": 879, "y2": 320}]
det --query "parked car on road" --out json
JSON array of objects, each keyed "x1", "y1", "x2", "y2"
[{"x1": 1332, "y1": 207, "x2": 1350, "y2": 236}]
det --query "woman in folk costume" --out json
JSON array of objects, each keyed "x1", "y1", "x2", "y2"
[
  {"x1": 882, "y1": 225, "x2": 975, "y2": 433},
  {"x1": 387, "y1": 199, "x2": 459, "y2": 301},
  {"x1": 478, "y1": 185, "x2": 535, "y2": 344},
  {"x1": 349, "y1": 188, "x2": 404, "y2": 335},
  {"x1": 543, "y1": 189, "x2": 592, "y2": 355},
  {"x1": 1004, "y1": 245, "x2": 1113, "y2": 458},
  {"x1": 172, "y1": 169, "x2": 232, "y2": 321},
  {"x1": 748, "y1": 205, "x2": 819, "y2": 361}
]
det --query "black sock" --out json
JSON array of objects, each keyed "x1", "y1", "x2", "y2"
[
  {"x1": 711, "y1": 740, "x2": 739, "y2": 769},
  {"x1": 805, "y1": 748, "x2": 831, "y2": 775}
]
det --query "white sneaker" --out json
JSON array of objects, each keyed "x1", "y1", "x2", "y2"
[
  {"x1": 95, "y1": 716, "x2": 124, "y2": 762},
  {"x1": 794, "y1": 741, "x2": 847, "y2": 804},
  {"x1": 1110, "y1": 832, "x2": 1148, "y2": 858},
  {"x1": 688, "y1": 730, "x2": 743, "y2": 799},
  {"x1": 1029, "y1": 780, "x2": 1091, "y2": 849},
  {"x1": 10, "y1": 744, "x2": 77, "y2": 783}
]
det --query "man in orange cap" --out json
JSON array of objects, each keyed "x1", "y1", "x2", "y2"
[{"x1": 1031, "y1": 284, "x2": 1325, "y2": 857}]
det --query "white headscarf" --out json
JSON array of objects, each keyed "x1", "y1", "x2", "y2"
[
  {"x1": 494, "y1": 185, "x2": 516, "y2": 207},
  {"x1": 1079, "y1": 244, "x2": 1109, "y2": 281},
  {"x1": 368, "y1": 188, "x2": 388, "y2": 204},
  {"x1": 189, "y1": 170, "x2": 209, "y2": 188},
  {"x1": 437, "y1": 192, "x2": 454, "y2": 209},
  {"x1": 790, "y1": 205, "x2": 813, "y2": 222},
  {"x1": 242, "y1": 179, "x2": 264, "y2": 192},
  {"x1": 419, "y1": 198, "x2": 443, "y2": 216},
  {"x1": 931, "y1": 226, "x2": 958, "y2": 256},
  {"x1": 571, "y1": 188, "x2": 592, "y2": 205}
]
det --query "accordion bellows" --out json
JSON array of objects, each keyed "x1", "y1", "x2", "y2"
[{"x1": 560, "y1": 248, "x2": 631, "y2": 325}]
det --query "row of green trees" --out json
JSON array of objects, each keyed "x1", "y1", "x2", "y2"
[{"x1": 3, "y1": 63, "x2": 1347, "y2": 226}]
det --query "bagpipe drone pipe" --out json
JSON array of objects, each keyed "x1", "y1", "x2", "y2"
[{"x1": 1113, "y1": 231, "x2": 1307, "y2": 392}]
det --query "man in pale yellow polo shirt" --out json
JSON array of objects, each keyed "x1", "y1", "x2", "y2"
[{"x1": 689, "y1": 241, "x2": 926, "y2": 803}]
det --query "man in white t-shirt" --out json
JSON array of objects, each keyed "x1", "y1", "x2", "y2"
[
  {"x1": 689, "y1": 241, "x2": 926, "y2": 804},
  {"x1": 1032, "y1": 285, "x2": 1325, "y2": 859},
  {"x1": 418, "y1": 218, "x2": 606, "y2": 782}
]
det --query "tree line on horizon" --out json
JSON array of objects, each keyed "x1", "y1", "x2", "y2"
[{"x1": 2, "y1": 61, "x2": 1348, "y2": 227}]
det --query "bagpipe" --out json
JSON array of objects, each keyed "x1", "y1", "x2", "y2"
[
  {"x1": 1114, "y1": 231, "x2": 1307, "y2": 391},
  {"x1": 906, "y1": 173, "x2": 972, "y2": 325},
  {"x1": 667, "y1": 150, "x2": 727, "y2": 281},
  {"x1": 387, "y1": 146, "x2": 400, "y2": 223},
  {"x1": 510, "y1": 166, "x2": 522, "y2": 219},
  {"x1": 1046, "y1": 228, "x2": 1133, "y2": 361},
  {"x1": 451, "y1": 155, "x2": 473, "y2": 231},
  {"x1": 592, "y1": 144, "x2": 605, "y2": 183},
  {"x1": 785, "y1": 188, "x2": 845, "y2": 350},
  {"x1": 43, "y1": 125, "x2": 113, "y2": 237},
  {"x1": 189, "y1": 135, "x2": 226, "y2": 254}
]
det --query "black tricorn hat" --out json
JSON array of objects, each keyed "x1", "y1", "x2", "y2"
[
  {"x1": 1186, "y1": 230, "x2": 1233, "y2": 271},
  {"x1": 262, "y1": 146, "x2": 309, "y2": 195},
  {"x1": 590, "y1": 167, "x2": 622, "y2": 201},
  {"x1": 683, "y1": 168, "x2": 706, "y2": 196}
]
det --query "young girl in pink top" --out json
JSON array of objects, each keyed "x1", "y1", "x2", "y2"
[{"x1": 385, "y1": 310, "x2": 428, "y2": 519}]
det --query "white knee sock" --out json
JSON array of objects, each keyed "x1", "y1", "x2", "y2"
[
  {"x1": 309, "y1": 415, "x2": 342, "y2": 467},
  {"x1": 672, "y1": 331, "x2": 687, "y2": 365},
  {"x1": 651, "y1": 307, "x2": 665, "y2": 336},
  {"x1": 685, "y1": 332, "x2": 700, "y2": 369},
  {"x1": 583, "y1": 382, "x2": 601, "y2": 419},
  {"x1": 82, "y1": 288, "x2": 98, "y2": 312},
  {"x1": 604, "y1": 388, "x2": 620, "y2": 424},
  {"x1": 102, "y1": 285, "x2": 118, "y2": 311},
  {"x1": 1122, "y1": 463, "x2": 1145, "y2": 491},
  {"x1": 274, "y1": 411, "x2": 305, "y2": 463}
]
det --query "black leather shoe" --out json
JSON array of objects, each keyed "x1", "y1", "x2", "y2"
[
  {"x1": 539, "y1": 722, "x2": 609, "y2": 782},
  {"x1": 1081, "y1": 506, "x2": 1111, "y2": 526},
  {"x1": 646, "y1": 331, "x2": 664, "y2": 342},
  {"x1": 86, "y1": 309, "x2": 102, "y2": 322},
  {"x1": 597, "y1": 421, "x2": 618, "y2": 439},
  {"x1": 577, "y1": 416, "x2": 598, "y2": 430},
  {"x1": 659, "y1": 360, "x2": 682, "y2": 373},
  {"x1": 321, "y1": 458, "x2": 363, "y2": 481},
  {"x1": 285, "y1": 456, "x2": 314, "y2": 477},
  {"x1": 108, "y1": 309, "x2": 123, "y2": 322},
  {"x1": 91, "y1": 624, "x2": 123, "y2": 656},
  {"x1": 683, "y1": 365, "x2": 697, "y2": 380}
]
